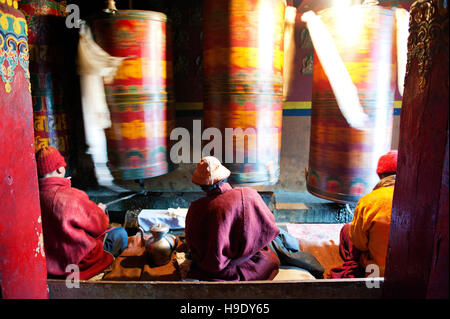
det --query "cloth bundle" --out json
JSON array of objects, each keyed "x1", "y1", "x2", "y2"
[
  {"x1": 138, "y1": 208, "x2": 188, "y2": 231},
  {"x1": 270, "y1": 229, "x2": 325, "y2": 279}
]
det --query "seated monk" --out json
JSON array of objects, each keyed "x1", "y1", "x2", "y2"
[
  {"x1": 185, "y1": 156, "x2": 324, "y2": 281},
  {"x1": 329, "y1": 150, "x2": 398, "y2": 278},
  {"x1": 35, "y1": 146, "x2": 128, "y2": 280}
]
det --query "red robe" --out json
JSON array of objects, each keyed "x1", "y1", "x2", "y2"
[
  {"x1": 38, "y1": 177, "x2": 113, "y2": 280},
  {"x1": 185, "y1": 183, "x2": 280, "y2": 281}
]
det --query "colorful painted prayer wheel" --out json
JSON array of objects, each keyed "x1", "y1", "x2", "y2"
[
  {"x1": 91, "y1": 10, "x2": 174, "y2": 180},
  {"x1": 306, "y1": 5, "x2": 397, "y2": 203},
  {"x1": 19, "y1": 0, "x2": 71, "y2": 162},
  {"x1": 203, "y1": 0, "x2": 285, "y2": 185}
]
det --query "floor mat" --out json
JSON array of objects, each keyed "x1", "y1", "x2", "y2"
[{"x1": 286, "y1": 223, "x2": 345, "y2": 277}]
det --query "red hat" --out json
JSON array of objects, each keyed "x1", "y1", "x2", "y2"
[
  {"x1": 376, "y1": 150, "x2": 398, "y2": 177},
  {"x1": 36, "y1": 146, "x2": 66, "y2": 177},
  {"x1": 192, "y1": 156, "x2": 231, "y2": 186}
]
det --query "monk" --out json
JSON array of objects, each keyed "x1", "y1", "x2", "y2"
[
  {"x1": 329, "y1": 150, "x2": 398, "y2": 278},
  {"x1": 185, "y1": 156, "x2": 324, "y2": 281},
  {"x1": 36, "y1": 146, "x2": 128, "y2": 280}
]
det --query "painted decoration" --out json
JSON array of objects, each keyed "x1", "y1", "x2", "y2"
[
  {"x1": 202, "y1": 0, "x2": 286, "y2": 185},
  {"x1": 91, "y1": 10, "x2": 175, "y2": 180},
  {"x1": 19, "y1": 0, "x2": 71, "y2": 162},
  {"x1": 306, "y1": 5, "x2": 398, "y2": 203}
]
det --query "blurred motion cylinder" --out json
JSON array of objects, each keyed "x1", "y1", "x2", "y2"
[
  {"x1": 306, "y1": 5, "x2": 397, "y2": 203},
  {"x1": 91, "y1": 10, "x2": 175, "y2": 180},
  {"x1": 202, "y1": 0, "x2": 285, "y2": 185}
]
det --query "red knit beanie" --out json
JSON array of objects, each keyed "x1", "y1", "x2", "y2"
[
  {"x1": 36, "y1": 146, "x2": 67, "y2": 177},
  {"x1": 376, "y1": 150, "x2": 398, "y2": 177}
]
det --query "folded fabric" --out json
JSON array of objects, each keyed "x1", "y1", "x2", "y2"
[
  {"x1": 138, "y1": 208, "x2": 188, "y2": 231},
  {"x1": 269, "y1": 229, "x2": 325, "y2": 279},
  {"x1": 273, "y1": 228, "x2": 301, "y2": 253},
  {"x1": 328, "y1": 260, "x2": 365, "y2": 279}
]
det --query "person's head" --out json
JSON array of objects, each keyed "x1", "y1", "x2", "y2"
[
  {"x1": 192, "y1": 156, "x2": 231, "y2": 192},
  {"x1": 376, "y1": 150, "x2": 398, "y2": 179},
  {"x1": 35, "y1": 146, "x2": 67, "y2": 178}
]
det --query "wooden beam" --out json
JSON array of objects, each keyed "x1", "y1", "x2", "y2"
[
  {"x1": 383, "y1": 0, "x2": 449, "y2": 299},
  {"x1": 47, "y1": 278, "x2": 384, "y2": 299}
]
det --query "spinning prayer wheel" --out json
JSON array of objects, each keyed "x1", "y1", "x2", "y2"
[
  {"x1": 19, "y1": 0, "x2": 71, "y2": 163},
  {"x1": 202, "y1": 0, "x2": 285, "y2": 185},
  {"x1": 306, "y1": 5, "x2": 398, "y2": 203},
  {"x1": 91, "y1": 10, "x2": 175, "y2": 180}
]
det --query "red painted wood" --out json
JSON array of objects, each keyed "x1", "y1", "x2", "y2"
[
  {"x1": 0, "y1": 2, "x2": 48, "y2": 298},
  {"x1": 383, "y1": 0, "x2": 448, "y2": 299},
  {"x1": 426, "y1": 129, "x2": 449, "y2": 298}
]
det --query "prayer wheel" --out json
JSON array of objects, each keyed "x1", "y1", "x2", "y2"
[
  {"x1": 202, "y1": 0, "x2": 285, "y2": 185},
  {"x1": 19, "y1": 0, "x2": 71, "y2": 163},
  {"x1": 0, "y1": 0, "x2": 49, "y2": 298},
  {"x1": 91, "y1": 10, "x2": 175, "y2": 180},
  {"x1": 306, "y1": 5, "x2": 397, "y2": 203}
]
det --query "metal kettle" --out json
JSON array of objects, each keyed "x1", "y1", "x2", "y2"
[{"x1": 139, "y1": 223, "x2": 178, "y2": 266}]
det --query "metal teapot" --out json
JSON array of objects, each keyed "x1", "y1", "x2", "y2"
[{"x1": 139, "y1": 223, "x2": 178, "y2": 266}]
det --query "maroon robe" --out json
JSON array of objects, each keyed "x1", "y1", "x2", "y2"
[
  {"x1": 185, "y1": 183, "x2": 280, "y2": 281},
  {"x1": 38, "y1": 177, "x2": 113, "y2": 280}
]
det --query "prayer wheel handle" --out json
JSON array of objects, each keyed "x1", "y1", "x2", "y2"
[{"x1": 138, "y1": 226, "x2": 146, "y2": 247}]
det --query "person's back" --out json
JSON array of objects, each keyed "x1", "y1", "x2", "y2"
[
  {"x1": 35, "y1": 146, "x2": 128, "y2": 280},
  {"x1": 349, "y1": 179, "x2": 394, "y2": 276},
  {"x1": 39, "y1": 176, "x2": 113, "y2": 279},
  {"x1": 185, "y1": 157, "x2": 280, "y2": 281},
  {"x1": 328, "y1": 150, "x2": 398, "y2": 278},
  {"x1": 186, "y1": 182, "x2": 280, "y2": 281}
]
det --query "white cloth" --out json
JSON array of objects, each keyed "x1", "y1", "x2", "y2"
[
  {"x1": 77, "y1": 23, "x2": 127, "y2": 191},
  {"x1": 138, "y1": 208, "x2": 189, "y2": 231}
]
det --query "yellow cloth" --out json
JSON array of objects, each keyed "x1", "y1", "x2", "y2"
[{"x1": 349, "y1": 186, "x2": 394, "y2": 276}]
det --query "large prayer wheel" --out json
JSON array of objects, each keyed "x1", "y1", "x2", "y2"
[
  {"x1": 91, "y1": 10, "x2": 175, "y2": 180},
  {"x1": 19, "y1": 0, "x2": 71, "y2": 163},
  {"x1": 203, "y1": 0, "x2": 285, "y2": 185},
  {"x1": 306, "y1": 5, "x2": 397, "y2": 203}
]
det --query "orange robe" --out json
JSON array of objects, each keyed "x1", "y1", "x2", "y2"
[{"x1": 349, "y1": 185, "x2": 394, "y2": 276}]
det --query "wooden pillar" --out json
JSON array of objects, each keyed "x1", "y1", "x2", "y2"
[
  {"x1": 0, "y1": 0, "x2": 49, "y2": 298},
  {"x1": 383, "y1": 0, "x2": 448, "y2": 299}
]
